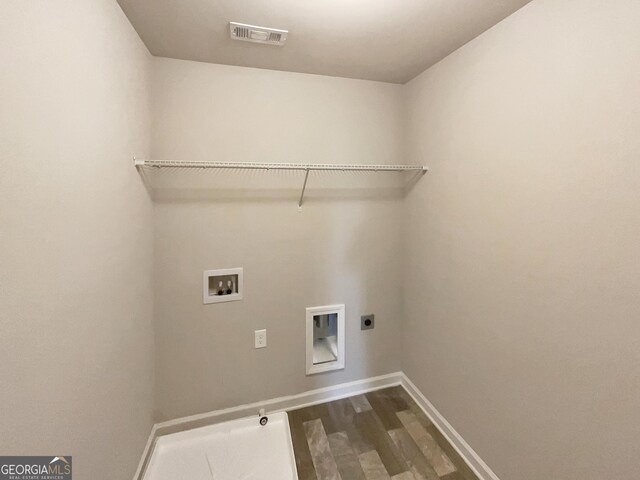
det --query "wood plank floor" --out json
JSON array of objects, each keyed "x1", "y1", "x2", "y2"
[{"x1": 288, "y1": 386, "x2": 479, "y2": 480}]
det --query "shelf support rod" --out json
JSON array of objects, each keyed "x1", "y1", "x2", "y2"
[{"x1": 298, "y1": 168, "x2": 310, "y2": 209}]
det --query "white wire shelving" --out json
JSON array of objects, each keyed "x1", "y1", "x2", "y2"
[{"x1": 134, "y1": 158, "x2": 428, "y2": 207}]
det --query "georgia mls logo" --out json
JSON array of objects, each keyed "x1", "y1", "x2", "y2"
[{"x1": 0, "y1": 456, "x2": 72, "y2": 480}]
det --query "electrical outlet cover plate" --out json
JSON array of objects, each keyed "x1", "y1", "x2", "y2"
[
  {"x1": 361, "y1": 314, "x2": 375, "y2": 330},
  {"x1": 255, "y1": 329, "x2": 267, "y2": 348}
]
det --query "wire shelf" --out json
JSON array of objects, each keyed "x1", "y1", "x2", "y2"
[
  {"x1": 135, "y1": 159, "x2": 428, "y2": 172},
  {"x1": 134, "y1": 158, "x2": 428, "y2": 207}
]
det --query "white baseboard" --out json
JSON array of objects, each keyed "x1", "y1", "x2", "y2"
[
  {"x1": 134, "y1": 371, "x2": 500, "y2": 480},
  {"x1": 132, "y1": 424, "x2": 157, "y2": 480},
  {"x1": 133, "y1": 372, "x2": 402, "y2": 480},
  {"x1": 400, "y1": 373, "x2": 501, "y2": 480},
  {"x1": 156, "y1": 371, "x2": 403, "y2": 434}
]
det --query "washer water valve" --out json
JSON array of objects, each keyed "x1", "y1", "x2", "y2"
[{"x1": 258, "y1": 408, "x2": 268, "y2": 426}]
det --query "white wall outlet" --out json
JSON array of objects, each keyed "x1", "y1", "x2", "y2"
[{"x1": 255, "y1": 329, "x2": 267, "y2": 349}]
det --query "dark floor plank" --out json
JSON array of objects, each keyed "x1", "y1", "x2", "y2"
[
  {"x1": 324, "y1": 397, "x2": 375, "y2": 455},
  {"x1": 288, "y1": 409, "x2": 319, "y2": 480},
  {"x1": 303, "y1": 419, "x2": 341, "y2": 480},
  {"x1": 373, "y1": 386, "x2": 411, "y2": 412},
  {"x1": 328, "y1": 431, "x2": 366, "y2": 480},
  {"x1": 354, "y1": 409, "x2": 410, "y2": 477},
  {"x1": 366, "y1": 388, "x2": 408, "y2": 430},
  {"x1": 426, "y1": 424, "x2": 478, "y2": 480},
  {"x1": 390, "y1": 387, "x2": 477, "y2": 480},
  {"x1": 289, "y1": 387, "x2": 480, "y2": 480},
  {"x1": 388, "y1": 427, "x2": 439, "y2": 480},
  {"x1": 322, "y1": 398, "x2": 357, "y2": 435},
  {"x1": 396, "y1": 410, "x2": 457, "y2": 477},
  {"x1": 393, "y1": 388, "x2": 474, "y2": 479},
  {"x1": 291, "y1": 400, "x2": 345, "y2": 439},
  {"x1": 440, "y1": 472, "x2": 467, "y2": 480},
  {"x1": 395, "y1": 388, "x2": 433, "y2": 429},
  {"x1": 358, "y1": 450, "x2": 392, "y2": 480},
  {"x1": 350, "y1": 394, "x2": 373, "y2": 413},
  {"x1": 391, "y1": 473, "x2": 416, "y2": 480},
  {"x1": 295, "y1": 402, "x2": 339, "y2": 431}
]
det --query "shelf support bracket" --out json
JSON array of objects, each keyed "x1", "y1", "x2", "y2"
[{"x1": 298, "y1": 168, "x2": 310, "y2": 209}]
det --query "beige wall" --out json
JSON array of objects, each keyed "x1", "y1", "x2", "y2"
[
  {"x1": 4, "y1": 1, "x2": 639, "y2": 478},
  {"x1": 150, "y1": 58, "x2": 405, "y2": 421},
  {"x1": 0, "y1": 1, "x2": 154, "y2": 479},
  {"x1": 402, "y1": 0, "x2": 640, "y2": 479}
]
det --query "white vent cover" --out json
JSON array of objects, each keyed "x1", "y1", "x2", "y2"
[{"x1": 229, "y1": 22, "x2": 288, "y2": 46}]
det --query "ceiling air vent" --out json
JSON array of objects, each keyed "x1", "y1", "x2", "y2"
[{"x1": 229, "y1": 22, "x2": 288, "y2": 46}]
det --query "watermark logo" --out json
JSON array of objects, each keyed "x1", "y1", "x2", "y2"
[{"x1": 0, "y1": 456, "x2": 72, "y2": 480}]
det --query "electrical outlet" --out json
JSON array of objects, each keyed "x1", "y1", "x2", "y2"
[
  {"x1": 361, "y1": 314, "x2": 375, "y2": 330},
  {"x1": 255, "y1": 329, "x2": 267, "y2": 348}
]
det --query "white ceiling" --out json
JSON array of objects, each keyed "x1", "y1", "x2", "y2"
[{"x1": 117, "y1": 0, "x2": 532, "y2": 84}]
